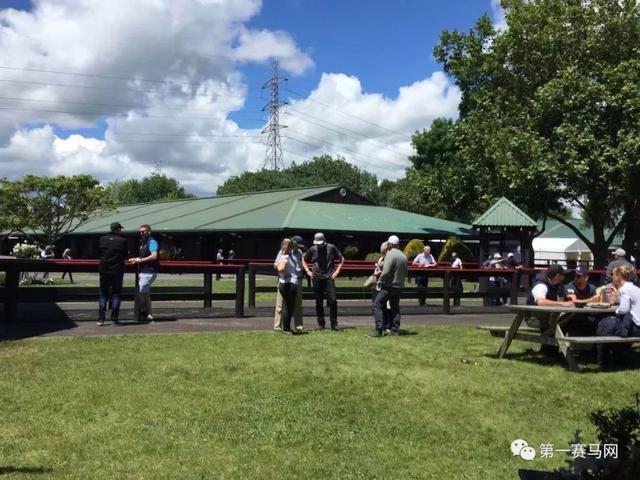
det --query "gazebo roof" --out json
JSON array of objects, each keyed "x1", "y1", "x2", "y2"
[{"x1": 472, "y1": 197, "x2": 537, "y2": 228}]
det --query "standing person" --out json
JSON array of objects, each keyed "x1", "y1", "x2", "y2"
[
  {"x1": 129, "y1": 224, "x2": 159, "y2": 323},
  {"x1": 449, "y1": 251, "x2": 463, "y2": 306},
  {"x1": 489, "y1": 253, "x2": 505, "y2": 306},
  {"x1": 597, "y1": 265, "x2": 640, "y2": 365},
  {"x1": 605, "y1": 248, "x2": 635, "y2": 283},
  {"x1": 216, "y1": 248, "x2": 225, "y2": 280},
  {"x1": 98, "y1": 222, "x2": 129, "y2": 326},
  {"x1": 303, "y1": 232, "x2": 344, "y2": 330},
  {"x1": 368, "y1": 235, "x2": 408, "y2": 337},
  {"x1": 275, "y1": 238, "x2": 301, "y2": 334},
  {"x1": 373, "y1": 241, "x2": 393, "y2": 333},
  {"x1": 228, "y1": 250, "x2": 235, "y2": 261},
  {"x1": 412, "y1": 245, "x2": 437, "y2": 306},
  {"x1": 274, "y1": 235, "x2": 305, "y2": 332},
  {"x1": 40, "y1": 245, "x2": 55, "y2": 281},
  {"x1": 61, "y1": 248, "x2": 74, "y2": 284}
]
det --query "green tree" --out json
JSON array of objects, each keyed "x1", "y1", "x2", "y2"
[
  {"x1": 434, "y1": 0, "x2": 640, "y2": 266},
  {"x1": 107, "y1": 173, "x2": 194, "y2": 204},
  {"x1": 1, "y1": 175, "x2": 114, "y2": 246},
  {"x1": 438, "y1": 236, "x2": 474, "y2": 263},
  {"x1": 217, "y1": 155, "x2": 383, "y2": 204}
]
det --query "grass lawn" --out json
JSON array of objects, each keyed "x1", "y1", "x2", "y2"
[{"x1": 2, "y1": 327, "x2": 639, "y2": 479}]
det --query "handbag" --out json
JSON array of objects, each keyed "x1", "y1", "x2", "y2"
[{"x1": 363, "y1": 274, "x2": 378, "y2": 289}]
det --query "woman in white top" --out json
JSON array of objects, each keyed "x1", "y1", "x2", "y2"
[{"x1": 276, "y1": 238, "x2": 301, "y2": 334}]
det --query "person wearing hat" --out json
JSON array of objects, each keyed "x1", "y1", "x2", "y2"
[
  {"x1": 97, "y1": 222, "x2": 129, "y2": 326},
  {"x1": 303, "y1": 232, "x2": 344, "y2": 330},
  {"x1": 489, "y1": 253, "x2": 505, "y2": 306},
  {"x1": 605, "y1": 248, "x2": 635, "y2": 283},
  {"x1": 564, "y1": 267, "x2": 600, "y2": 335},
  {"x1": 274, "y1": 235, "x2": 305, "y2": 332},
  {"x1": 527, "y1": 264, "x2": 573, "y2": 307},
  {"x1": 368, "y1": 235, "x2": 408, "y2": 337}
]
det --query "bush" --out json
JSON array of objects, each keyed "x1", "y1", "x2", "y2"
[
  {"x1": 0, "y1": 272, "x2": 4, "y2": 286},
  {"x1": 343, "y1": 245, "x2": 359, "y2": 260},
  {"x1": 365, "y1": 252, "x2": 381, "y2": 262},
  {"x1": 11, "y1": 243, "x2": 40, "y2": 259},
  {"x1": 437, "y1": 236, "x2": 474, "y2": 263},
  {"x1": 403, "y1": 239, "x2": 425, "y2": 260}
]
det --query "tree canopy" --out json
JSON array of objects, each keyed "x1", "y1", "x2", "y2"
[
  {"x1": 1, "y1": 175, "x2": 114, "y2": 246},
  {"x1": 107, "y1": 173, "x2": 194, "y2": 205},
  {"x1": 217, "y1": 155, "x2": 383, "y2": 204},
  {"x1": 432, "y1": 0, "x2": 640, "y2": 266}
]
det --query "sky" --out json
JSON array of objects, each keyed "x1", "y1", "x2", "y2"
[{"x1": 0, "y1": 0, "x2": 504, "y2": 195}]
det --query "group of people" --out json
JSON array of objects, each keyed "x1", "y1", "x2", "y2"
[
  {"x1": 272, "y1": 232, "x2": 409, "y2": 337},
  {"x1": 96, "y1": 222, "x2": 159, "y2": 325},
  {"x1": 411, "y1": 245, "x2": 463, "y2": 306},
  {"x1": 527, "y1": 248, "x2": 640, "y2": 364}
]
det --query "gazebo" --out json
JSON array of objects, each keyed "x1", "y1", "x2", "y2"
[{"x1": 472, "y1": 197, "x2": 538, "y2": 267}]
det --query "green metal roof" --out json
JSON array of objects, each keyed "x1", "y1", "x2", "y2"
[
  {"x1": 70, "y1": 185, "x2": 471, "y2": 237},
  {"x1": 536, "y1": 218, "x2": 623, "y2": 245},
  {"x1": 472, "y1": 197, "x2": 537, "y2": 227}
]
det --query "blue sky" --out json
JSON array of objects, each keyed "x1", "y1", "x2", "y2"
[{"x1": 0, "y1": 0, "x2": 499, "y2": 192}]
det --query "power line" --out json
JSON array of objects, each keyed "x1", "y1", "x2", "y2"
[{"x1": 285, "y1": 86, "x2": 415, "y2": 138}]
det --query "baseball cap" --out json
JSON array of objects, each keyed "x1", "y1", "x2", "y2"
[
  {"x1": 614, "y1": 248, "x2": 626, "y2": 257},
  {"x1": 493, "y1": 253, "x2": 503, "y2": 259},
  {"x1": 313, "y1": 232, "x2": 326, "y2": 245},
  {"x1": 110, "y1": 222, "x2": 123, "y2": 232},
  {"x1": 387, "y1": 235, "x2": 400, "y2": 245},
  {"x1": 291, "y1": 235, "x2": 304, "y2": 247},
  {"x1": 575, "y1": 266, "x2": 589, "y2": 276},
  {"x1": 548, "y1": 264, "x2": 565, "y2": 276},
  {"x1": 507, "y1": 252, "x2": 514, "y2": 258}
]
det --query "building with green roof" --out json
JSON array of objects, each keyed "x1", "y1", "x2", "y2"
[{"x1": 64, "y1": 185, "x2": 472, "y2": 260}]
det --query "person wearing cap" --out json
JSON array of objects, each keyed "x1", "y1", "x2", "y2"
[
  {"x1": 449, "y1": 251, "x2": 463, "y2": 306},
  {"x1": 564, "y1": 267, "x2": 599, "y2": 335},
  {"x1": 368, "y1": 235, "x2": 408, "y2": 337},
  {"x1": 274, "y1": 235, "x2": 305, "y2": 332},
  {"x1": 303, "y1": 232, "x2": 344, "y2": 330},
  {"x1": 489, "y1": 253, "x2": 505, "y2": 306},
  {"x1": 215, "y1": 248, "x2": 225, "y2": 280},
  {"x1": 97, "y1": 222, "x2": 129, "y2": 326},
  {"x1": 527, "y1": 264, "x2": 573, "y2": 307},
  {"x1": 605, "y1": 248, "x2": 635, "y2": 283},
  {"x1": 129, "y1": 224, "x2": 159, "y2": 323}
]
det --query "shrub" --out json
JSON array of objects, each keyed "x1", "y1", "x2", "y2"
[
  {"x1": 403, "y1": 239, "x2": 425, "y2": 260},
  {"x1": 365, "y1": 252, "x2": 381, "y2": 262},
  {"x1": 343, "y1": 245, "x2": 359, "y2": 260},
  {"x1": 0, "y1": 272, "x2": 4, "y2": 286},
  {"x1": 11, "y1": 243, "x2": 40, "y2": 259},
  {"x1": 437, "y1": 236, "x2": 474, "y2": 263}
]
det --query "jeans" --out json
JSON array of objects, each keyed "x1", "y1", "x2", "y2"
[
  {"x1": 99, "y1": 273, "x2": 124, "y2": 320},
  {"x1": 597, "y1": 313, "x2": 640, "y2": 337},
  {"x1": 313, "y1": 278, "x2": 338, "y2": 328},
  {"x1": 372, "y1": 286, "x2": 401, "y2": 333},
  {"x1": 278, "y1": 282, "x2": 298, "y2": 332},
  {"x1": 416, "y1": 274, "x2": 428, "y2": 305}
]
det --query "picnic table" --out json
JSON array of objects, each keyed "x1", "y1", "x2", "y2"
[{"x1": 477, "y1": 304, "x2": 640, "y2": 370}]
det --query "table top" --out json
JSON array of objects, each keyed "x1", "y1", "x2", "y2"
[{"x1": 508, "y1": 304, "x2": 617, "y2": 314}]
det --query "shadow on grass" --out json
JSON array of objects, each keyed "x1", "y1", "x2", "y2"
[
  {"x1": 485, "y1": 348, "x2": 640, "y2": 373},
  {"x1": 0, "y1": 466, "x2": 52, "y2": 475}
]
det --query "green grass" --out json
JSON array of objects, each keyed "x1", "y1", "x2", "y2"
[{"x1": 1, "y1": 327, "x2": 639, "y2": 479}]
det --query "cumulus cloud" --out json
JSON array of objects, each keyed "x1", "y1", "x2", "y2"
[
  {"x1": 0, "y1": 0, "x2": 460, "y2": 195},
  {"x1": 491, "y1": 0, "x2": 507, "y2": 31}
]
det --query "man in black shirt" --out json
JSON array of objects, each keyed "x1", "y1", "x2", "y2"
[
  {"x1": 564, "y1": 266, "x2": 599, "y2": 335},
  {"x1": 98, "y1": 222, "x2": 129, "y2": 326},
  {"x1": 303, "y1": 232, "x2": 344, "y2": 330}
]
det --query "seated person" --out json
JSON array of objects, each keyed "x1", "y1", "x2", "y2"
[
  {"x1": 596, "y1": 265, "x2": 640, "y2": 365},
  {"x1": 526, "y1": 264, "x2": 573, "y2": 336},
  {"x1": 564, "y1": 267, "x2": 599, "y2": 335}
]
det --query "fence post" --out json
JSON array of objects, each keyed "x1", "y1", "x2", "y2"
[
  {"x1": 510, "y1": 270, "x2": 520, "y2": 305},
  {"x1": 235, "y1": 267, "x2": 245, "y2": 318},
  {"x1": 248, "y1": 265, "x2": 256, "y2": 308},
  {"x1": 4, "y1": 265, "x2": 19, "y2": 323},
  {"x1": 203, "y1": 272, "x2": 212, "y2": 308},
  {"x1": 443, "y1": 270, "x2": 451, "y2": 315}
]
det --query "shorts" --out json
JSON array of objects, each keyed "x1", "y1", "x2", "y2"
[{"x1": 138, "y1": 272, "x2": 157, "y2": 293}]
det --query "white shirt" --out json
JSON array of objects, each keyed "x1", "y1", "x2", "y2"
[
  {"x1": 451, "y1": 257, "x2": 462, "y2": 269},
  {"x1": 274, "y1": 252, "x2": 301, "y2": 285},
  {"x1": 531, "y1": 283, "x2": 549, "y2": 302},
  {"x1": 616, "y1": 281, "x2": 640, "y2": 326},
  {"x1": 413, "y1": 253, "x2": 435, "y2": 266}
]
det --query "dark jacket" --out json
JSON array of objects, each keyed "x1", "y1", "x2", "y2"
[
  {"x1": 139, "y1": 236, "x2": 159, "y2": 274},
  {"x1": 98, "y1": 234, "x2": 129, "y2": 275},
  {"x1": 527, "y1": 272, "x2": 563, "y2": 305}
]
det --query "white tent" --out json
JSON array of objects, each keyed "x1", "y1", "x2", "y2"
[{"x1": 532, "y1": 237, "x2": 593, "y2": 266}]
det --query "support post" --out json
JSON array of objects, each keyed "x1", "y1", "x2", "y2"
[
  {"x1": 248, "y1": 265, "x2": 256, "y2": 308},
  {"x1": 510, "y1": 270, "x2": 520, "y2": 305},
  {"x1": 203, "y1": 272, "x2": 212, "y2": 308},
  {"x1": 443, "y1": 270, "x2": 451, "y2": 315},
  {"x1": 235, "y1": 267, "x2": 245, "y2": 318},
  {"x1": 4, "y1": 265, "x2": 19, "y2": 323}
]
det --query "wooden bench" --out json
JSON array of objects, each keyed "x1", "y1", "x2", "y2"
[{"x1": 555, "y1": 325, "x2": 640, "y2": 371}]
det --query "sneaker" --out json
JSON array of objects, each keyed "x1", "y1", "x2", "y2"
[
  {"x1": 384, "y1": 328, "x2": 391, "y2": 335},
  {"x1": 366, "y1": 330, "x2": 382, "y2": 338},
  {"x1": 97, "y1": 320, "x2": 105, "y2": 326},
  {"x1": 273, "y1": 326, "x2": 282, "y2": 332},
  {"x1": 146, "y1": 314, "x2": 154, "y2": 323},
  {"x1": 295, "y1": 325, "x2": 304, "y2": 332}
]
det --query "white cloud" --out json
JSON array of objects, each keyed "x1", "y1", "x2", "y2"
[
  {"x1": 0, "y1": 0, "x2": 460, "y2": 194},
  {"x1": 491, "y1": 0, "x2": 507, "y2": 31}
]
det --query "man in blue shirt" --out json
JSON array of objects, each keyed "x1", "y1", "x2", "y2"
[
  {"x1": 412, "y1": 245, "x2": 437, "y2": 306},
  {"x1": 129, "y1": 223, "x2": 159, "y2": 322}
]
